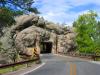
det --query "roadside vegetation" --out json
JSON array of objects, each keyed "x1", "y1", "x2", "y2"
[
  {"x1": 0, "y1": 64, "x2": 26, "y2": 74},
  {"x1": 73, "y1": 10, "x2": 100, "y2": 56},
  {"x1": 0, "y1": 61, "x2": 37, "y2": 74}
]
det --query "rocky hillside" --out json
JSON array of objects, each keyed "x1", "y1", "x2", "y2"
[
  {"x1": 9, "y1": 14, "x2": 76, "y2": 56},
  {"x1": 0, "y1": 13, "x2": 76, "y2": 61}
]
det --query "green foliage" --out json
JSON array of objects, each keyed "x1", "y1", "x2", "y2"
[
  {"x1": 0, "y1": 28, "x2": 20, "y2": 63},
  {"x1": 27, "y1": 7, "x2": 39, "y2": 14},
  {"x1": 92, "y1": 21, "x2": 100, "y2": 55},
  {"x1": 74, "y1": 11, "x2": 98, "y2": 54},
  {"x1": 0, "y1": 7, "x2": 15, "y2": 26},
  {"x1": 0, "y1": 0, "x2": 39, "y2": 14},
  {"x1": 0, "y1": 64, "x2": 26, "y2": 74},
  {"x1": 0, "y1": 0, "x2": 39, "y2": 35},
  {"x1": 95, "y1": 22, "x2": 100, "y2": 45}
]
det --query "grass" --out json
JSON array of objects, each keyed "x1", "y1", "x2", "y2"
[
  {"x1": 94, "y1": 58, "x2": 100, "y2": 61},
  {"x1": 0, "y1": 64, "x2": 26, "y2": 74},
  {"x1": 0, "y1": 61, "x2": 36, "y2": 74},
  {"x1": 0, "y1": 67, "x2": 12, "y2": 74}
]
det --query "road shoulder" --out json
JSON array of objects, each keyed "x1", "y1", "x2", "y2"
[
  {"x1": 3, "y1": 63, "x2": 45, "y2": 75},
  {"x1": 54, "y1": 54, "x2": 100, "y2": 65}
]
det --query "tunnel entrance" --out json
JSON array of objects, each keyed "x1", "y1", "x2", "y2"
[{"x1": 40, "y1": 42, "x2": 52, "y2": 53}]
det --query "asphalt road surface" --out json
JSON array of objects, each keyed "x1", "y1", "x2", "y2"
[{"x1": 25, "y1": 54, "x2": 100, "y2": 75}]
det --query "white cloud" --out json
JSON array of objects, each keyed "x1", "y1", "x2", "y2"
[
  {"x1": 34, "y1": 0, "x2": 100, "y2": 26},
  {"x1": 66, "y1": 0, "x2": 100, "y2": 6}
]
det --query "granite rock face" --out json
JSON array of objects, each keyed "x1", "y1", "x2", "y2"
[
  {"x1": 11, "y1": 14, "x2": 76, "y2": 56},
  {"x1": 15, "y1": 26, "x2": 57, "y2": 55},
  {"x1": 58, "y1": 31, "x2": 76, "y2": 53}
]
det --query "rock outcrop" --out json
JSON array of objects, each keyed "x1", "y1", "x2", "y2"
[
  {"x1": 58, "y1": 30, "x2": 76, "y2": 53},
  {"x1": 11, "y1": 14, "x2": 76, "y2": 57}
]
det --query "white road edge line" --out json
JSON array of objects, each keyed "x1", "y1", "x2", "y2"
[
  {"x1": 90, "y1": 61, "x2": 100, "y2": 65},
  {"x1": 54, "y1": 54, "x2": 100, "y2": 65},
  {"x1": 21, "y1": 63, "x2": 46, "y2": 75}
]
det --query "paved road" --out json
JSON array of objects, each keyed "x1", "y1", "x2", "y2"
[{"x1": 25, "y1": 54, "x2": 100, "y2": 75}]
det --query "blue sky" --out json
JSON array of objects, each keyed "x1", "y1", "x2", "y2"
[{"x1": 33, "y1": 0, "x2": 100, "y2": 26}]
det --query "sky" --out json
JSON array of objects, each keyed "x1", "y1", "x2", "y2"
[{"x1": 33, "y1": 0, "x2": 100, "y2": 26}]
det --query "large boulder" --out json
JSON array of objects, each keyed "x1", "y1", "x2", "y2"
[
  {"x1": 37, "y1": 17, "x2": 45, "y2": 28},
  {"x1": 15, "y1": 25, "x2": 57, "y2": 55},
  {"x1": 13, "y1": 14, "x2": 39, "y2": 32},
  {"x1": 57, "y1": 29, "x2": 76, "y2": 53},
  {"x1": 46, "y1": 22, "x2": 64, "y2": 34}
]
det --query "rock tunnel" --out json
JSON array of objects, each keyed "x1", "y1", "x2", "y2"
[{"x1": 40, "y1": 41, "x2": 53, "y2": 54}]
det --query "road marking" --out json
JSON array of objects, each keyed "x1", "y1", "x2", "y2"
[
  {"x1": 70, "y1": 63, "x2": 77, "y2": 75},
  {"x1": 70, "y1": 64, "x2": 73, "y2": 75},
  {"x1": 21, "y1": 63, "x2": 45, "y2": 75},
  {"x1": 73, "y1": 64, "x2": 76, "y2": 75}
]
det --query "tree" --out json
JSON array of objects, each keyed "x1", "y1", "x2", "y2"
[
  {"x1": 0, "y1": 0, "x2": 39, "y2": 14},
  {"x1": 0, "y1": 0, "x2": 40, "y2": 62},
  {"x1": 93, "y1": 21, "x2": 100, "y2": 55},
  {"x1": 73, "y1": 11, "x2": 98, "y2": 54},
  {"x1": 95, "y1": 21, "x2": 100, "y2": 44},
  {"x1": 0, "y1": 0, "x2": 39, "y2": 36},
  {"x1": 0, "y1": 28, "x2": 20, "y2": 63}
]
